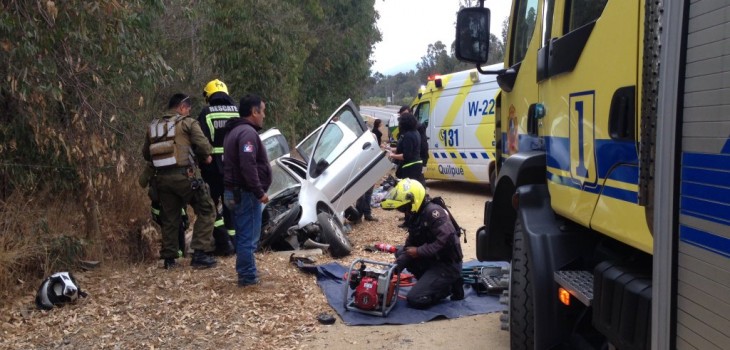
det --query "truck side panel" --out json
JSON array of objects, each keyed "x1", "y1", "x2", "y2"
[
  {"x1": 677, "y1": 0, "x2": 730, "y2": 347},
  {"x1": 538, "y1": 0, "x2": 653, "y2": 253}
]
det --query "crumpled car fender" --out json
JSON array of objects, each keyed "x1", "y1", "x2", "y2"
[{"x1": 296, "y1": 180, "x2": 334, "y2": 226}]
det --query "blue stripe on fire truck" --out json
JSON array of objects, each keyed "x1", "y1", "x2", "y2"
[
  {"x1": 432, "y1": 151, "x2": 490, "y2": 160},
  {"x1": 680, "y1": 225, "x2": 730, "y2": 259},
  {"x1": 680, "y1": 152, "x2": 730, "y2": 227},
  {"x1": 544, "y1": 136, "x2": 640, "y2": 204}
]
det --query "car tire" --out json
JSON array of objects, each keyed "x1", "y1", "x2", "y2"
[
  {"x1": 261, "y1": 204, "x2": 301, "y2": 250},
  {"x1": 317, "y1": 212, "x2": 352, "y2": 258}
]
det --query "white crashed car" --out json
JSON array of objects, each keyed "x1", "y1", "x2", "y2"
[
  {"x1": 260, "y1": 127, "x2": 290, "y2": 160},
  {"x1": 259, "y1": 99, "x2": 391, "y2": 257}
]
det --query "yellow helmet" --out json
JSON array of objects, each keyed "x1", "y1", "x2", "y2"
[
  {"x1": 380, "y1": 179, "x2": 426, "y2": 213},
  {"x1": 203, "y1": 79, "x2": 228, "y2": 100}
]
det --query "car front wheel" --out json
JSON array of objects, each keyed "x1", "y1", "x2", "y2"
[{"x1": 317, "y1": 212, "x2": 352, "y2": 258}]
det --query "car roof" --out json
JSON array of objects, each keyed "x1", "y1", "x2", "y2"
[{"x1": 260, "y1": 127, "x2": 282, "y2": 139}]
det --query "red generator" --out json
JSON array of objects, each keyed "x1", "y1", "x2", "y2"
[{"x1": 343, "y1": 259, "x2": 400, "y2": 317}]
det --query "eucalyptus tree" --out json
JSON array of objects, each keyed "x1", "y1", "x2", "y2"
[{"x1": 0, "y1": 0, "x2": 170, "y2": 257}]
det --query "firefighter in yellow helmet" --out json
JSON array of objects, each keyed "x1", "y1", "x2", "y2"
[
  {"x1": 381, "y1": 178, "x2": 464, "y2": 308},
  {"x1": 198, "y1": 79, "x2": 237, "y2": 256},
  {"x1": 142, "y1": 93, "x2": 217, "y2": 269}
]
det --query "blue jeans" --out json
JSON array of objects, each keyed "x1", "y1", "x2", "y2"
[{"x1": 224, "y1": 189, "x2": 262, "y2": 284}]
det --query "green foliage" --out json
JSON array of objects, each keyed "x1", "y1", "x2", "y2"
[
  {"x1": 44, "y1": 235, "x2": 86, "y2": 271},
  {"x1": 197, "y1": 0, "x2": 312, "y2": 141},
  {"x1": 0, "y1": 1, "x2": 383, "y2": 198},
  {"x1": 0, "y1": 0, "x2": 168, "y2": 198},
  {"x1": 0, "y1": 0, "x2": 385, "y2": 294}
]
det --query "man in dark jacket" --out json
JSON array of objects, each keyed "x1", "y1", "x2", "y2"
[
  {"x1": 380, "y1": 178, "x2": 464, "y2": 309},
  {"x1": 222, "y1": 94, "x2": 272, "y2": 287},
  {"x1": 417, "y1": 121, "x2": 429, "y2": 167},
  {"x1": 389, "y1": 112, "x2": 425, "y2": 187},
  {"x1": 198, "y1": 79, "x2": 237, "y2": 256}
]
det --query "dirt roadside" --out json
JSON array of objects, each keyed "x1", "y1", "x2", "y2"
[
  {"x1": 0, "y1": 180, "x2": 508, "y2": 349},
  {"x1": 303, "y1": 180, "x2": 509, "y2": 350}
]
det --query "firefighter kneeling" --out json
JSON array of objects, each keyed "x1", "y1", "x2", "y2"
[{"x1": 381, "y1": 179, "x2": 464, "y2": 309}]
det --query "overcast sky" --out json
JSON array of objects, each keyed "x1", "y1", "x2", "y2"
[{"x1": 371, "y1": 0, "x2": 511, "y2": 75}]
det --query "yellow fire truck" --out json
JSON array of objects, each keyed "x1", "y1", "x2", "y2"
[{"x1": 456, "y1": 0, "x2": 730, "y2": 349}]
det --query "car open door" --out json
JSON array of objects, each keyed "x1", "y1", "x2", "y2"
[{"x1": 299, "y1": 99, "x2": 391, "y2": 212}]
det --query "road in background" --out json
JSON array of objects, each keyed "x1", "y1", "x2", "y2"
[{"x1": 359, "y1": 105, "x2": 399, "y2": 123}]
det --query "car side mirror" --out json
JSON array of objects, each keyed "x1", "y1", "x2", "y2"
[
  {"x1": 313, "y1": 158, "x2": 329, "y2": 177},
  {"x1": 455, "y1": 7, "x2": 491, "y2": 65}
]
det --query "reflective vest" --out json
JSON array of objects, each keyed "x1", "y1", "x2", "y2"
[
  {"x1": 148, "y1": 115, "x2": 192, "y2": 168},
  {"x1": 204, "y1": 105, "x2": 238, "y2": 155}
]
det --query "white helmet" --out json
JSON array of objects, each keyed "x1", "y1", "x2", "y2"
[{"x1": 35, "y1": 272, "x2": 87, "y2": 310}]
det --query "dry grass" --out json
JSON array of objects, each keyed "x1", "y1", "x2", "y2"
[
  {"x1": 0, "y1": 205, "x2": 407, "y2": 349},
  {"x1": 0, "y1": 165, "x2": 410, "y2": 349},
  {"x1": 0, "y1": 174, "x2": 157, "y2": 308},
  {"x1": 0, "y1": 201, "x2": 39, "y2": 294}
]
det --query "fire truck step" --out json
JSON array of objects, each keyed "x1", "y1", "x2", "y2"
[{"x1": 554, "y1": 270, "x2": 593, "y2": 306}]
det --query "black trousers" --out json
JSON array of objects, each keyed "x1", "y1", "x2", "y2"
[
  {"x1": 396, "y1": 249, "x2": 461, "y2": 309},
  {"x1": 202, "y1": 170, "x2": 235, "y2": 253},
  {"x1": 397, "y1": 163, "x2": 426, "y2": 188},
  {"x1": 203, "y1": 174, "x2": 231, "y2": 227},
  {"x1": 355, "y1": 187, "x2": 373, "y2": 218}
]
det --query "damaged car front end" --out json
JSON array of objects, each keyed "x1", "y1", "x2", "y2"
[{"x1": 258, "y1": 100, "x2": 391, "y2": 257}]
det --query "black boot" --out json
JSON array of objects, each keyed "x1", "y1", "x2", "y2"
[
  {"x1": 364, "y1": 214, "x2": 379, "y2": 222},
  {"x1": 213, "y1": 227, "x2": 233, "y2": 256},
  {"x1": 223, "y1": 238, "x2": 235, "y2": 256},
  {"x1": 451, "y1": 277, "x2": 465, "y2": 300},
  {"x1": 163, "y1": 258, "x2": 179, "y2": 270},
  {"x1": 191, "y1": 250, "x2": 217, "y2": 269}
]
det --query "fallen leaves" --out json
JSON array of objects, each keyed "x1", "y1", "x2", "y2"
[{"x1": 0, "y1": 208, "x2": 405, "y2": 349}]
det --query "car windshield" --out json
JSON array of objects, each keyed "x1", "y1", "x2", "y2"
[
  {"x1": 267, "y1": 161, "x2": 300, "y2": 197},
  {"x1": 312, "y1": 122, "x2": 345, "y2": 165}
]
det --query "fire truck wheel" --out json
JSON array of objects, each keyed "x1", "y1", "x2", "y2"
[
  {"x1": 317, "y1": 212, "x2": 352, "y2": 258},
  {"x1": 510, "y1": 217, "x2": 535, "y2": 349}
]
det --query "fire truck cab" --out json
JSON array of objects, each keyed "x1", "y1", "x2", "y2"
[{"x1": 456, "y1": 0, "x2": 730, "y2": 349}]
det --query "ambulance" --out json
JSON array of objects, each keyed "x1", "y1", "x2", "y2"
[{"x1": 410, "y1": 63, "x2": 501, "y2": 184}]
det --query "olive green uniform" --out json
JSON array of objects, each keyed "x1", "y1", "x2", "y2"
[{"x1": 143, "y1": 111, "x2": 216, "y2": 259}]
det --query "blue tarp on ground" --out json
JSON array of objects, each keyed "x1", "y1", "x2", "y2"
[{"x1": 308, "y1": 260, "x2": 507, "y2": 326}]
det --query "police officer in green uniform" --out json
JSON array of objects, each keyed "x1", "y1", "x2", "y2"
[
  {"x1": 142, "y1": 93, "x2": 217, "y2": 269},
  {"x1": 138, "y1": 163, "x2": 188, "y2": 257}
]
